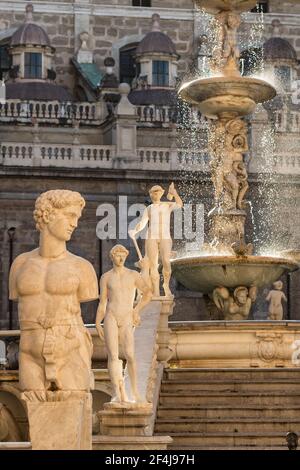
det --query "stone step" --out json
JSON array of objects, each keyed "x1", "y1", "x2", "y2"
[
  {"x1": 156, "y1": 368, "x2": 300, "y2": 450},
  {"x1": 161, "y1": 380, "x2": 300, "y2": 392},
  {"x1": 156, "y1": 432, "x2": 290, "y2": 447},
  {"x1": 155, "y1": 417, "x2": 300, "y2": 433},
  {"x1": 159, "y1": 391, "x2": 300, "y2": 406},
  {"x1": 164, "y1": 368, "x2": 300, "y2": 381},
  {"x1": 157, "y1": 405, "x2": 300, "y2": 419},
  {"x1": 166, "y1": 445, "x2": 289, "y2": 451}
]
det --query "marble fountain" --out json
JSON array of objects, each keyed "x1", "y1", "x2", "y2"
[{"x1": 171, "y1": 0, "x2": 299, "y2": 321}]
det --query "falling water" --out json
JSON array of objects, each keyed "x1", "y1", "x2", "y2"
[{"x1": 247, "y1": 200, "x2": 255, "y2": 230}]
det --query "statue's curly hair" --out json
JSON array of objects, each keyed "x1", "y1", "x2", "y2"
[
  {"x1": 109, "y1": 244, "x2": 129, "y2": 258},
  {"x1": 33, "y1": 190, "x2": 85, "y2": 232}
]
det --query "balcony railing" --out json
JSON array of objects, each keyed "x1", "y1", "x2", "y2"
[
  {"x1": 0, "y1": 143, "x2": 115, "y2": 168},
  {"x1": 137, "y1": 105, "x2": 178, "y2": 125},
  {"x1": 0, "y1": 143, "x2": 210, "y2": 172},
  {"x1": 0, "y1": 100, "x2": 104, "y2": 125}
]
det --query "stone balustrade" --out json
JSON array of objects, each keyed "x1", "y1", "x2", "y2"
[
  {"x1": 136, "y1": 105, "x2": 207, "y2": 129},
  {"x1": 0, "y1": 141, "x2": 210, "y2": 171},
  {"x1": 0, "y1": 143, "x2": 116, "y2": 168},
  {"x1": 3, "y1": 141, "x2": 300, "y2": 174},
  {"x1": 250, "y1": 153, "x2": 300, "y2": 174},
  {"x1": 138, "y1": 147, "x2": 210, "y2": 171},
  {"x1": 0, "y1": 100, "x2": 104, "y2": 125},
  {"x1": 274, "y1": 154, "x2": 300, "y2": 173},
  {"x1": 137, "y1": 105, "x2": 178, "y2": 125}
]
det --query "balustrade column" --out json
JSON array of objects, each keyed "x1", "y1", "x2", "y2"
[{"x1": 32, "y1": 124, "x2": 41, "y2": 167}]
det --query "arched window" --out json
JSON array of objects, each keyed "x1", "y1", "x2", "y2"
[
  {"x1": 152, "y1": 60, "x2": 169, "y2": 87},
  {"x1": 24, "y1": 52, "x2": 42, "y2": 79},
  {"x1": 119, "y1": 44, "x2": 140, "y2": 85},
  {"x1": 132, "y1": 0, "x2": 151, "y2": 6}
]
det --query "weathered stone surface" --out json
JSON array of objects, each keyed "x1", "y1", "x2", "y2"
[{"x1": 27, "y1": 399, "x2": 86, "y2": 450}]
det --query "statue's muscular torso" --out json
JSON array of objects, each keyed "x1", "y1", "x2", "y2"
[
  {"x1": 104, "y1": 268, "x2": 138, "y2": 323},
  {"x1": 10, "y1": 248, "x2": 97, "y2": 325},
  {"x1": 9, "y1": 248, "x2": 98, "y2": 391}
]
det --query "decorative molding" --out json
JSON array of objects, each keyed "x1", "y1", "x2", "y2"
[{"x1": 0, "y1": 2, "x2": 194, "y2": 20}]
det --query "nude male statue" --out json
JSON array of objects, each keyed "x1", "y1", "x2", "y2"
[
  {"x1": 129, "y1": 183, "x2": 183, "y2": 297},
  {"x1": 9, "y1": 190, "x2": 99, "y2": 395},
  {"x1": 96, "y1": 245, "x2": 152, "y2": 404}
]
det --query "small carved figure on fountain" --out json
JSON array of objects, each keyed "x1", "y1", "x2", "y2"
[
  {"x1": 129, "y1": 183, "x2": 183, "y2": 298},
  {"x1": 217, "y1": 11, "x2": 241, "y2": 76},
  {"x1": 96, "y1": 245, "x2": 152, "y2": 407},
  {"x1": 266, "y1": 280, "x2": 287, "y2": 321},
  {"x1": 213, "y1": 285, "x2": 257, "y2": 320},
  {"x1": 231, "y1": 233, "x2": 253, "y2": 256},
  {"x1": 233, "y1": 160, "x2": 249, "y2": 209},
  {"x1": 209, "y1": 117, "x2": 249, "y2": 212},
  {"x1": 224, "y1": 118, "x2": 249, "y2": 210}
]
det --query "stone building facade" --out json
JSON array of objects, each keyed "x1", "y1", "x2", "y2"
[{"x1": 0, "y1": 0, "x2": 300, "y2": 327}]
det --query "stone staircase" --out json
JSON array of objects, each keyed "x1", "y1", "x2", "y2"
[{"x1": 154, "y1": 368, "x2": 300, "y2": 450}]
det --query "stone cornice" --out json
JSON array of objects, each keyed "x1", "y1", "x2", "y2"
[
  {"x1": 1, "y1": 2, "x2": 300, "y2": 24},
  {"x1": 0, "y1": 2, "x2": 194, "y2": 20}
]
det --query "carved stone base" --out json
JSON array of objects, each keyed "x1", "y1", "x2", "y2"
[
  {"x1": 209, "y1": 209, "x2": 246, "y2": 247},
  {"x1": 23, "y1": 392, "x2": 92, "y2": 450},
  {"x1": 98, "y1": 406, "x2": 153, "y2": 436},
  {"x1": 93, "y1": 435, "x2": 173, "y2": 450},
  {"x1": 170, "y1": 321, "x2": 300, "y2": 369}
]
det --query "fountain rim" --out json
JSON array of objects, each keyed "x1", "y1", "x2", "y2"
[
  {"x1": 194, "y1": 0, "x2": 258, "y2": 14},
  {"x1": 178, "y1": 76, "x2": 277, "y2": 102},
  {"x1": 171, "y1": 254, "x2": 299, "y2": 271}
]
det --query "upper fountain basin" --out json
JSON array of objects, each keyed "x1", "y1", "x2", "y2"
[
  {"x1": 171, "y1": 255, "x2": 298, "y2": 294},
  {"x1": 195, "y1": 0, "x2": 257, "y2": 14},
  {"x1": 179, "y1": 76, "x2": 276, "y2": 119}
]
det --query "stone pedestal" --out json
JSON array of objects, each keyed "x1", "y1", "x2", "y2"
[
  {"x1": 209, "y1": 209, "x2": 247, "y2": 247},
  {"x1": 155, "y1": 297, "x2": 175, "y2": 363},
  {"x1": 98, "y1": 404, "x2": 153, "y2": 437},
  {"x1": 24, "y1": 392, "x2": 92, "y2": 450}
]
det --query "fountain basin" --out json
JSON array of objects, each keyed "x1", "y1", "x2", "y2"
[
  {"x1": 194, "y1": 0, "x2": 257, "y2": 13},
  {"x1": 179, "y1": 77, "x2": 276, "y2": 119},
  {"x1": 171, "y1": 255, "x2": 298, "y2": 294}
]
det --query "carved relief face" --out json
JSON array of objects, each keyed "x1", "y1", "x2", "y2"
[
  {"x1": 236, "y1": 289, "x2": 248, "y2": 305},
  {"x1": 46, "y1": 205, "x2": 82, "y2": 241}
]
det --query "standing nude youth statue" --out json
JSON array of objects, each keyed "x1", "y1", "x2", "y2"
[
  {"x1": 96, "y1": 245, "x2": 151, "y2": 405},
  {"x1": 9, "y1": 190, "x2": 98, "y2": 449},
  {"x1": 129, "y1": 183, "x2": 183, "y2": 297}
]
